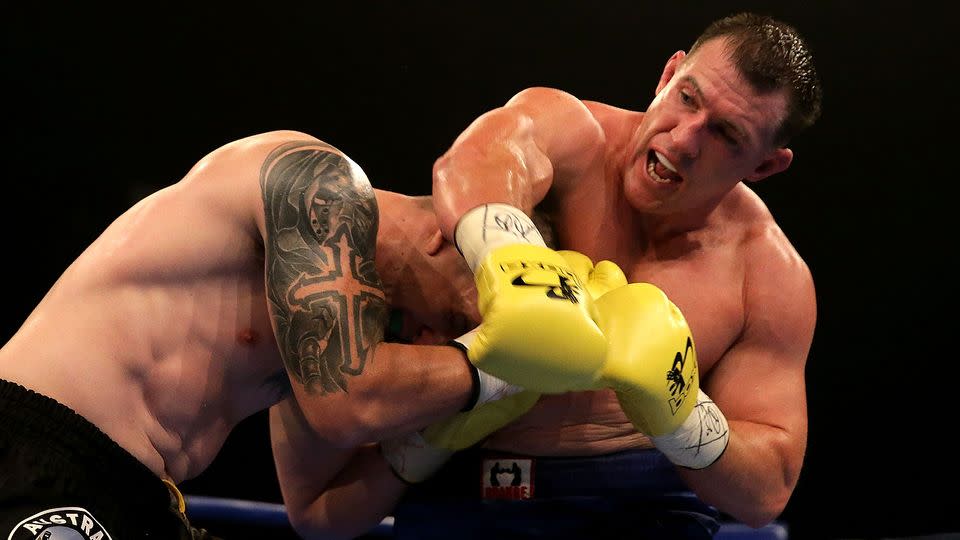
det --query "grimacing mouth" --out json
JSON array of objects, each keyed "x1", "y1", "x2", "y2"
[{"x1": 647, "y1": 150, "x2": 683, "y2": 184}]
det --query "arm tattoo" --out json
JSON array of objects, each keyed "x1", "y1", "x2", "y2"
[{"x1": 261, "y1": 141, "x2": 387, "y2": 395}]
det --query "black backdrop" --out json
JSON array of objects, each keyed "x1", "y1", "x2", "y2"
[{"x1": 3, "y1": 2, "x2": 957, "y2": 539}]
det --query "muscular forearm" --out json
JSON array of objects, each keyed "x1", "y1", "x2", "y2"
[
  {"x1": 677, "y1": 421, "x2": 802, "y2": 527},
  {"x1": 305, "y1": 343, "x2": 474, "y2": 446},
  {"x1": 359, "y1": 342, "x2": 475, "y2": 437},
  {"x1": 289, "y1": 445, "x2": 406, "y2": 540}
]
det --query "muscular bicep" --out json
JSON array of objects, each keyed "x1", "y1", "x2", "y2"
[
  {"x1": 504, "y1": 87, "x2": 606, "y2": 178},
  {"x1": 432, "y1": 87, "x2": 604, "y2": 238},
  {"x1": 260, "y1": 141, "x2": 388, "y2": 397},
  {"x1": 705, "y1": 246, "x2": 816, "y2": 438}
]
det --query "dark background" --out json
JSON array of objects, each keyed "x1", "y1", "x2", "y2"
[{"x1": 3, "y1": 2, "x2": 956, "y2": 539}]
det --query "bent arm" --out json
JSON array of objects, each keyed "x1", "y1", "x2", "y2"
[
  {"x1": 432, "y1": 87, "x2": 605, "y2": 240},
  {"x1": 259, "y1": 138, "x2": 474, "y2": 447},
  {"x1": 270, "y1": 399, "x2": 406, "y2": 540},
  {"x1": 678, "y1": 242, "x2": 816, "y2": 527}
]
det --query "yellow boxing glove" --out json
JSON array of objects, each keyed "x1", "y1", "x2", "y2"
[
  {"x1": 428, "y1": 252, "x2": 628, "y2": 449},
  {"x1": 468, "y1": 243, "x2": 607, "y2": 393},
  {"x1": 452, "y1": 203, "x2": 606, "y2": 393},
  {"x1": 380, "y1": 390, "x2": 540, "y2": 483},
  {"x1": 422, "y1": 390, "x2": 541, "y2": 450},
  {"x1": 380, "y1": 252, "x2": 629, "y2": 483},
  {"x1": 557, "y1": 250, "x2": 627, "y2": 299},
  {"x1": 380, "y1": 253, "x2": 633, "y2": 483},
  {"x1": 593, "y1": 284, "x2": 729, "y2": 469}
]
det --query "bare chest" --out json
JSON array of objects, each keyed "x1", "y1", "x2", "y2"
[
  {"x1": 550, "y1": 208, "x2": 745, "y2": 376},
  {"x1": 625, "y1": 263, "x2": 743, "y2": 375}
]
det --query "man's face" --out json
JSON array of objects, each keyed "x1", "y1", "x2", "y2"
[{"x1": 623, "y1": 38, "x2": 790, "y2": 214}]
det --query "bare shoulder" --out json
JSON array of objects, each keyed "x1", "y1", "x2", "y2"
[
  {"x1": 580, "y1": 100, "x2": 643, "y2": 148},
  {"x1": 509, "y1": 87, "x2": 637, "y2": 118},
  {"x1": 734, "y1": 187, "x2": 816, "y2": 348},
  {"x1": 580, "y1": 99, "x2": 641, "y2": 119},
  {"x1": 228, "y1": 129, "x2": 324, "y2": 150},
  {"x1": 505, "y1": 87, "x2": 601, "y2": 132},
  {"x1": 506, "y1": 86, "x2": 585, "y2": 109},
  {"x1": 194, "y1": 130, "x2": 329, "y2": 172},
  {"x1": 736, "y1": 188, "x2": 811, "y2": 283},
  {"x1": 172, "y1": 130, "x2": 370, "y2": 239},
  {"x1": 179, "y1": 130, "x2": 330, "y2": 189},
  {"x1": 501, "y1": 88, "x2": 607, "y2": 187}
]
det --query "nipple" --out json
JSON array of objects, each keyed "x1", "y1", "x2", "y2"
[{"x1": 237, "y1": 328, "x2": 260, "y2": 345}]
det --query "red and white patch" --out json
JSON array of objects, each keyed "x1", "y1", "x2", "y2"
[{"x1": 481, "y1": 457, "x2": 534, "y2": 500}]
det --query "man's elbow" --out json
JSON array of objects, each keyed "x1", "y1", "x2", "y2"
[
  {"x1": 718, "y1": 454, "x2": 799, "y2": 528},
  {"x1": 733, "y1": 486, "x2": 793, "y2": 529},
  {"x1": 300, "y1": 399, "x2": 384, "y2": 448},
  {"x1": 737, "y1": 505, "x2": 784, "y2": 530},
  {"x1": 287, "y1": 512, "x2": 334, "y2": 540},
  {"x1": 288, "y1": 509, "x2": 377, "y2": 540}
]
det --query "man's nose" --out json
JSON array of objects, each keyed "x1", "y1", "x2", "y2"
[{"x1": 669, "y1": 113, "x2": 706, "y2": 160}]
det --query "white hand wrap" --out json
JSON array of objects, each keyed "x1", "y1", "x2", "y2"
[
  {"x1": 380, "y1": 431, "x2": 453, "y2": 484},
  {"x1": 454, "y1": 203, "x2": 547, "y2": 272},
  {"x1": 651, "y1": 389, "x2": 730, "y2": 469},
  {"x1": 452, "y1": 328, "x2": 526, "y2": 409}
]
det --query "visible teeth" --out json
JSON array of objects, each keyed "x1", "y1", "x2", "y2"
[
  {"x1": 654, "y1": 151, "x2": 677, "y2": 172},
  {"x1": 647, "y1": 158, "x2": 671, "y2": 183}
]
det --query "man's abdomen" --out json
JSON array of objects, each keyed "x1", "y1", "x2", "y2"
[{"x1": 483, "y1": 389, "x2": 654, "y2": 456}]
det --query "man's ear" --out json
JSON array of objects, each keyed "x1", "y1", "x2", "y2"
[
  {"x1": 655, "y1": 50, "x2": 686, "y2": 96},
  {"x1": 745, "y1": 147, "x2": 794, "y2": 183},
  {"x1": 425, "y1": 228, "x2": 444, "y2": 256}
]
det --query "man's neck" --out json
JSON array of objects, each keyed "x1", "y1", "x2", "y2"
[{"x1": 374, "y1": 191, "x2": 406, "y2": 307}]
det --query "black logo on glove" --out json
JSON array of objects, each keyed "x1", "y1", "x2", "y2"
[
  {"x1": 512, "y1": 273, "x2": 580, "y2": 303},
  {"x1": 666, "y1": 336, "x2": 695, "y2": 414}
]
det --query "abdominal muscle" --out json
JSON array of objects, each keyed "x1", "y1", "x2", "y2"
[
  {"x1": 483, "y1": 390, "x2": 654, "y2": 456},
  {"x1": 0, "y1": 182, "x2": 285, "y2": 484},
  {"x1": 0, "y1": 265, "x2": 283, "y2": 484}
]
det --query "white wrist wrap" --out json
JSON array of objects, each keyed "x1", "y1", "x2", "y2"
[
  {"x1": 454, "y1": 203, "x2": 546, "y2": 272},
  {"x1": 380, "y1": 431, "x2": 453, "y2": 484},
  {"x1": 454, "y1": 329, "x2": 525, "y2": 408},
  {"x1": 651, "y1": 389, "x2": 730, "y2": 469}
]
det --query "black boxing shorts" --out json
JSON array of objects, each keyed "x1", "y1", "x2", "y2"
[{"x1": 0, "y1": 379, "x2": 220, "y2": 539}]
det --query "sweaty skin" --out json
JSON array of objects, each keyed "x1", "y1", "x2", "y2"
[
  {"x1": 434, "y1": 38, "x2": 815, "y2": 526},
  {"x1": 0, "y1": 131, "x2": 478, "y2": 488}
]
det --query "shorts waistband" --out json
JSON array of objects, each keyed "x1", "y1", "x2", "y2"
[
  {"x1": 403, "y1": 446, "x2": 693, "y2": 501},
  {"x1": 394, "y1": 447, "x2": 720, "y2": 539}
]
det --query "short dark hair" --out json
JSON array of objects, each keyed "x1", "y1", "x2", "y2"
[{"x1": 689, "y1": 12, "x2": 822, "y2": 146}]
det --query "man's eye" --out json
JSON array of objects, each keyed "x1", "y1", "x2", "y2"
[
  {"x1": 710, "y1": 123, "x2": 739, "y2": 146},
  {"x1": 721, "y1": 129, "x2": 740, "y2": 147},
  {"x1": 679, "y1": 90, "x2": 694, "y2": 105}
]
